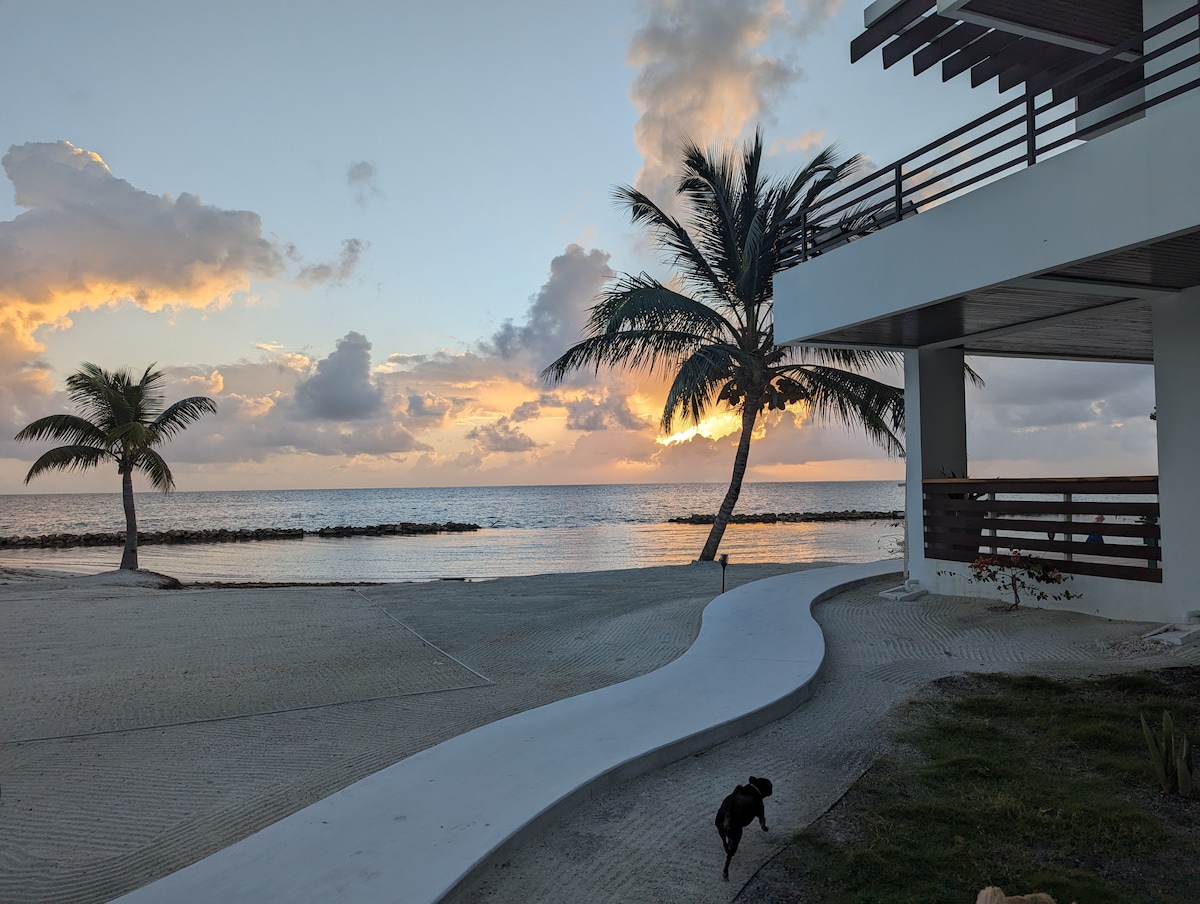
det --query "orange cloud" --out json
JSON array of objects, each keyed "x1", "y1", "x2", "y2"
[{"x1": 0, "y1": 141, "x2": 286, "y2": 350}]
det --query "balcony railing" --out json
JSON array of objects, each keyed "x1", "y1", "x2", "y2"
[
  {"x1": 779, "y1": 5, "x2": 1200, "y2": 265},
  {"x1": 923, "y1": 476, "x2": 1161, "y2": 583}
]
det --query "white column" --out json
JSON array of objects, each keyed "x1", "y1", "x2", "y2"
[
  {"x1": 904, "y1": 348, "x2": 968, "y2": 583},
  {"x1": 1152, "y1": 287, "x2": 1200, "y2": 620}
]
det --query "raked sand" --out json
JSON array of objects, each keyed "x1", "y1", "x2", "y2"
[{"x1": 3, "y1": 563, "x2": 1199, "y2": 903}]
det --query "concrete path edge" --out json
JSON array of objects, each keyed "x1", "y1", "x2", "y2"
[{"x1": 114, "y1": 560, "x2": 901, "y2": 904}]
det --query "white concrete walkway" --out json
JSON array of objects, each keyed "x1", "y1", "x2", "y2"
[{"x1": 114, "y1": 561, "x2": 899, "y2": 904}]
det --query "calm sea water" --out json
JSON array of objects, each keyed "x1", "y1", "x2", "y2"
[{"x1": 0, "y1": 481, "x2": 904, "y2": 582}]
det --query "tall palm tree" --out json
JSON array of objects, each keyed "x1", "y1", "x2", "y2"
[
  {"x1": 543, "y1": 131, "x2": 906, "y2": 562},
  {"x1": 15, "y1": 363, "x2": 217, "y2": 570}
]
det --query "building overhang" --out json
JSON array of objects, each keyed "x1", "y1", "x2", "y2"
[
  {"x1": 773, "y1": 88, "x2": 1200, "y2": 363},
  {"x1": 855, "y1": 0, "x2": 1144, "y2": 91}
]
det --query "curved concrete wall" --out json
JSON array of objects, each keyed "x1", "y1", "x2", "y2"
[{"x1": 114, "y1": 561, "x2": 899, "y2": 904}]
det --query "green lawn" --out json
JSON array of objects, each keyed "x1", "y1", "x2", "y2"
[{"x1": 780, "y1": 668, "x2": 1200, "y2": 903}]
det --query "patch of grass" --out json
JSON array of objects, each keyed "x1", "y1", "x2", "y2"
[{"x1": 785, "y1": 667, "x2": 1200, "y2": 903}]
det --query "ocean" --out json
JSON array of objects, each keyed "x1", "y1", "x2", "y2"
[{"x1": 0, "y1": 481, "x2": 904, "y2": 582}]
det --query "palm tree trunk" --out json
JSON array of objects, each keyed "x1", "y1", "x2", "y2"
[
  {"x1": 698, "y1": 392, "x2": 762, "y2": 562},
  {"x1": 119, "y1": 467, "x2": 138, "y2": 570}
]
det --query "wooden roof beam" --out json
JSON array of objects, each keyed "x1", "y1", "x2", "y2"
[
  {"x1": 942, "y1": 29, "x2": 1022, "y2": 81},
  {"x1": 882, "y1": 13, "x2": 956, "y2": 68},
  {"x1": 851, "y1": 0, "x2": 934, "y2": 63},
  {"x1": 969, "y1": 35, "x2": 1039, "y2": 87},
  {"x1": 998, "y1": 45, "x2": 1081, "y2": 92},
  {"x1": 913, "y1": 20, "x2": 987, "y2": 74}
]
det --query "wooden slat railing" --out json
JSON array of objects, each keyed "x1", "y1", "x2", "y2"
[{"x1": 923, "y1": 476, "x2": 1161, "y2": 582}]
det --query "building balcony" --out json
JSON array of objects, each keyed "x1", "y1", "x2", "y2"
[{"x1": 773, "y1": 3, "x2": 1200, "y2": 364}]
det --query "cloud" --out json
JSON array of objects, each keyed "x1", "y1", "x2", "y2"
[
  {"x1": 465, "y1": 416, "x2": 539, "y2": 453},
  {"x1": 510, "y1": 399, "x2": 544, "y2": 422},
  {"x1": 295, "y1": 237, "x2": 368, "y2": 285},
  {"x1": 402, "y1": 389, "x2": 456, "y2": 427},
  {"x1": 180, "y1": 369, "x2": 224, "y2": 395},
  {"x1": 563, "y1": 393, "x2": 647, "y2": 431},
  {"x1": 0, "y1": 140, "x2": 284, "y2": 343},
  {"x1": 347, "y1": 160, "x2": 384, "y2": 207},
  {"x1": 627, "y1": 1, "x2": 816, "y2": 203},
  {"x1": 964, "y1": 358, "x2": 1157, "y2": 475},
  {"x1": 386, "y1": 352, "x2": 428, "y2": 368},
  {"x1": 767, "y1": 128, "x2": 827, "y2": 156},
  {"x1": 293, "y1": 331, "x2": 384, "y2": 420},
  {"x1": 484, "y1": 244, "x2": 612, "y2": 371}
]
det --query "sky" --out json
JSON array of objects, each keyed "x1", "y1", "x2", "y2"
[{"x1": 0, "y1": 0, "x2": 1158, "y2": 495}]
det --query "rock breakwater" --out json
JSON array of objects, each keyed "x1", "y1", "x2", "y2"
[
  {"x1": 668, "y1": 510, "x2": 902, "y2": 525},
  {"x1": 0, "y1": 522, "x2": 481, "y2": 549}
]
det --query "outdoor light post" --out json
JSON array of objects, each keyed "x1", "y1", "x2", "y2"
[{"x1": 719, "y1": 553, "x2": 729, "y2": 593}]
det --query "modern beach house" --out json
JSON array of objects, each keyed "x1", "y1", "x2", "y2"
[{"x1": 775, "y1": 1, "x2": 1200, "y2": 623}]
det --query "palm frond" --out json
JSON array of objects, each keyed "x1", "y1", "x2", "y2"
[
  {"x1": 586, "y1": 277, "x2": 736, "y2": 339},
  {"x1": 18, "y1": 361, "x2": 214, "y2": 496},
  {"x1": 661, "y1": 345, "x2": 738, "y2": 431},
  {"x1": 778, "y1": 364, "x2": 905, "y2": 457},
  {"x1": 542, "y1": 328, "x2": 713, "y2": 384},
  {"x1": 612, "y1": 184, "x2": 728, "y2": 301},
  {"x1": 781, "y1": 345, "x2": 903, "y2": 373},
  {"x1": 14, "y1": 413, "x2": 108, "y2": 446},
  {"x1": 24, "y1": 445, "x2": 109, "y2": 483},
  {"x1": 109, "y1": 421, "x2": 154, "y2": 450},
  {"x1": 152, "y1": 397, "x2": 218, "y2": 440},
  {"x1": 137, "y1": 447, "x2": 176, "y2": 492}
]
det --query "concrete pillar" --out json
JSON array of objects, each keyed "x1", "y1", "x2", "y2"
[
  {"x1": 1152, "y1": 287, "x2": 1200, "y2": 621},
  {"x1": 903, "y1": 348, "x2": 968, "y2": 583}
]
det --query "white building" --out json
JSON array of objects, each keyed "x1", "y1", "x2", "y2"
[{"x1": 775, "y1": 0, "x2": 1200, "y2": 622}]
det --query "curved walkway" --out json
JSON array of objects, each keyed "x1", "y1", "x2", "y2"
[{"x1": 114, "y1": 561, "x2": 899, "y2": 903}]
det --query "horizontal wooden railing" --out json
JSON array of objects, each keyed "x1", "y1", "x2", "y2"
[{"x1": 923, "y1": 476, "x2": 1161, "y2": 582}]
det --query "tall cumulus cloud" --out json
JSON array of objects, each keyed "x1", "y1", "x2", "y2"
[
  {"x1": 627, "y1": 0, "x2": 842, "y2": 203},
  {"x1": 293, "y1": 331, "x2": 384, "y2": 420}
]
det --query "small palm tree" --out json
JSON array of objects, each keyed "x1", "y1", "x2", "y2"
[
  {"x1": 15, "y1": 363, "x2": 217, "y2": 570},
  {"x1": 543, "y1": 131, "x2": 905, "y2": 562}
]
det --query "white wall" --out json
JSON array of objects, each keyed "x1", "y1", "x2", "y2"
[{"x1": 930, "y1": 562, "x2": 1169, "y2": 623}]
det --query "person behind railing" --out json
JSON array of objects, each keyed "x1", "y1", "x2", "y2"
[{"x1": 1086, "y1": 514, "x2": 1105, "y2": 544}]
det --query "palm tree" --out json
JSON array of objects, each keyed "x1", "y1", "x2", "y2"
[
  {"x1": 543, "y1": 131, "x2": 906, "y2": 562},
  {"x1": 15, "y1": 363, "x2": 217, "y2": 570}
]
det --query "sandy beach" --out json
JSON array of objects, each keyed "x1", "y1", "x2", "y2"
[{"x1": 4, "y1": 563, "x2": 1199, "y2": 903}]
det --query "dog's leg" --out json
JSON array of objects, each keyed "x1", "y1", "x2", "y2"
[
  {"x1": 754, "y1": 798, "x2": 768, "y2": 832},
  {"x1": 715, "y1": 821, "x2": 734, "y2": 878}
]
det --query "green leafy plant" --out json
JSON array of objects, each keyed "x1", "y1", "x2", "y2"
[
  {"x1": 963, "y1": 551, "x2": 1079, "y2": 611},
  {"x1": 1141, "y1": 709, "x2": 1193, "y2": 796}
]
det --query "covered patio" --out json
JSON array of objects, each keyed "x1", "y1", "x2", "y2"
[{"x1": 774, "y1": 1, "x2": 1200, "y2": 622}]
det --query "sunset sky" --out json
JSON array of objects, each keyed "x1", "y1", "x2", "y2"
[{"x1": 0, "y1": 0, "x2": 1158, "y2": 494}]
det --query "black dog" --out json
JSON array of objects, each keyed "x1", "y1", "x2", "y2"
[{"x1": 715, "y1": 776, "x2": 773, "y2": 880}]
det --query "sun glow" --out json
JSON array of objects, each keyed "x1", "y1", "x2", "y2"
[{"x1": 656, "y1": 409, "x2": 742, "y2": 446}]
